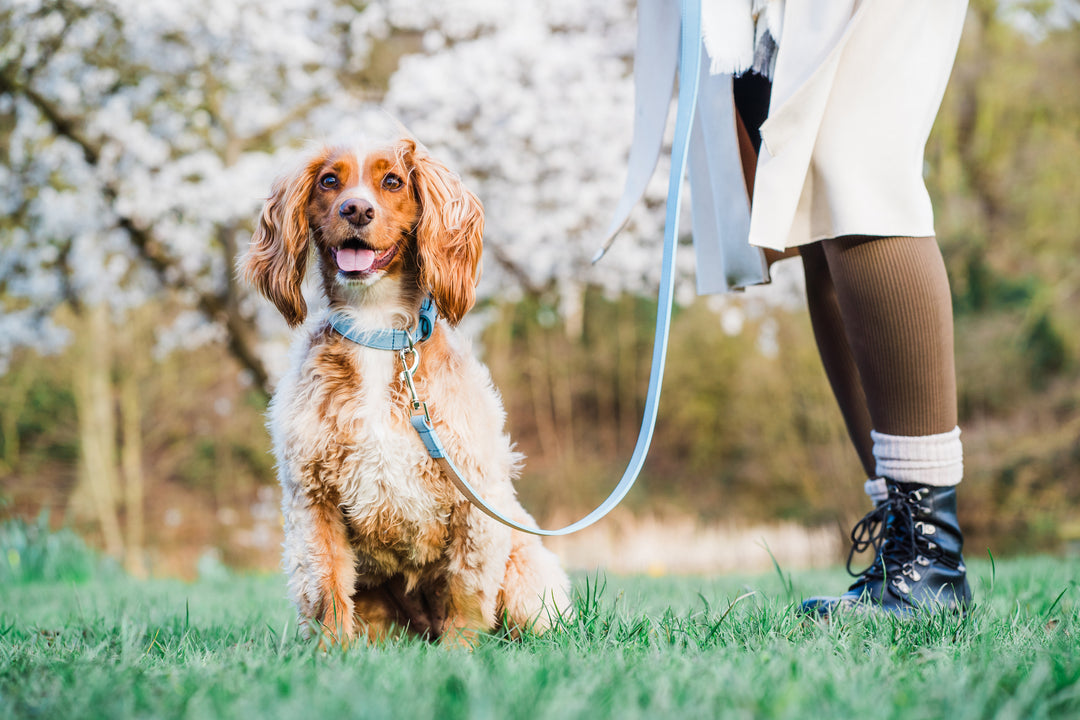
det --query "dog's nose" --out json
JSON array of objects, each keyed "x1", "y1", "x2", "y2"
[{"x1": 338, "y1": 199, "x2": 375, "y2": 227}]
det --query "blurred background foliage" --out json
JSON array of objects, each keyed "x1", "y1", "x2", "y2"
[{"x1": 1, "y1": 1, "x2": 1078, "y2": 576}]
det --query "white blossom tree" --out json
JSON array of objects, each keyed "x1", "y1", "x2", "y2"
[
  {"x1": 0, "y1": 0, "x2": 706, "y2": 562},
  {"x1": 2, "y1": 0, "x2": 697, "y2": 376},
  {"x1": 1, "y1": 0, "x2": 388, "y2": 386},
  {"x1": 376, "y1": 0, "x2": 689, "y2": 332},
  {"x1": 1, "y1": 0, "x2": 394, "y2": 565}
]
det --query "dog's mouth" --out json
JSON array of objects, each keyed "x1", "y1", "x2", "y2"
[{"x1": 333, "y1": 240, "x2": 399, "y2": 278}]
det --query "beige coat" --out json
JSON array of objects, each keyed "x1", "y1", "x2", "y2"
[
  {"x1": 752, "y1": 0, "x2": 969, "y2": 251},
  {"x1": 604, "y1": 0, "x2": 969, "y2": 293}
]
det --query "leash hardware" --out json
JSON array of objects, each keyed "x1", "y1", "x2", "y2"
[{"x1": 398, "y1": 340, "x2": 431, "y2": 423}]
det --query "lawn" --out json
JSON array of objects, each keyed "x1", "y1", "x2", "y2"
[{"x1": 1, "y1": 529, "x2": 1078, "y2": 719}]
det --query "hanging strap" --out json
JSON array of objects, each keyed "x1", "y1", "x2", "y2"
[
  {"x1": 409, "y1": 0, "x2": 703, "y2": 536},
  {"x1": 592, "y1": 0, "x2": 681, "y2": 262}
]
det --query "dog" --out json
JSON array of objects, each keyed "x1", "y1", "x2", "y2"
[{"x1": 243, "y1": 136, "x2": 572, "y2": 646}]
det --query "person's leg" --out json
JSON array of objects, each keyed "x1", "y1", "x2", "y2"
[
  {"x1": 803, "y1": 234, "x2": 970, "y2": 615},
  {"x1": 820, "y1": 235, "x2": 957, "y2": 437},
  {"x1": 799, "y1": 241, "x2": 876, "y2": 478}
]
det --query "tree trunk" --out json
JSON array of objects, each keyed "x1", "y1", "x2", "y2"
[
  {"x1": 70, "y1": 303, "x2": 125, "y2": 558},
  {"x1": 592, "y1": 308, "x2": 619, "y2": 457},
  {"x1": 549, "y1": 330, "x2": 576, "y2": 464},
  {"x1": 0, "y1": 362, "x2": 32, "y2": 471},
  {"x1": 527, "y1": 324, "x2": 562, "y2": 464},
  {"x1": 616, "y1": 294, "x2": 641, "y2": 453},
  {"x1": 119, "y1": 348, "x2": 146, "y2": 577}
]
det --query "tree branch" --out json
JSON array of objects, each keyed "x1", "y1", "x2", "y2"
[
  {"x1": 486, "y1": 241, "x2": 544, "y2": 297},
  {"x1": 1, "y1": 71, "x2": 271, "y2": 396}
]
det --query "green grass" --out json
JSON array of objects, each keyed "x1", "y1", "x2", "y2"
[{"x1": 1, "y1": 554, "x2": 1078, "y2": 719}]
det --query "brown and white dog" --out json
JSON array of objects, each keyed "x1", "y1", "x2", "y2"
[{"x1": 243, "y1": 137, "x2": 571, "y2": 646}]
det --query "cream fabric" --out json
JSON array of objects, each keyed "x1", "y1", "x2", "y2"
[
  {"x1": 700, "y1": 0, "x2": 784, "y2": 77},
  {"x1": 604, "y1": 0, "x2": 968, "y2": 293},
  {"x1": 749, "y1": 0, "x2": 969, "y2": 250}
]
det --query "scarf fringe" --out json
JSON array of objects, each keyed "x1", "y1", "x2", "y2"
[{"x1": 701, "y1": 0, "x2": 784, "y2": 78}]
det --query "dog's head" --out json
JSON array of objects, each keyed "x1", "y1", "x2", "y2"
[{"x1": 243, "y1": 138, "x2": 484, "y2": 327}]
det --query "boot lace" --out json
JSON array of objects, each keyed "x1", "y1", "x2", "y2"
[{"x1": 845, "y1": 485, "x2": 948, "y2": 582}]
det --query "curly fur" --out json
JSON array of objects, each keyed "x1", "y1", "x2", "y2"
[{"x1": 242, "y1": 136, "x2": 572, "y2": 646}]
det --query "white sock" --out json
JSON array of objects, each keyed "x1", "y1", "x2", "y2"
[
  {"x1": 863, "y1": 477, "x2": 889, "y2": 505},
  {"x1": 871, "y1": 426, "x2": 963, "y2": 487}
]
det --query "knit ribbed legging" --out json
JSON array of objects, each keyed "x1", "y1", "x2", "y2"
[
  {"x1": 800, "y1": 236, "x2": 959, "y2": 477},
  {"x1": 732, "y1": 73, "x2": 958, "y2": 474}
]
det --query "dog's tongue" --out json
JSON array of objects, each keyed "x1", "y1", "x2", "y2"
[{"x1": 336, "y1": 248, "x2": 376, "y2": 273}]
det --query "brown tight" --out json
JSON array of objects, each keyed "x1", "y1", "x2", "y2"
[
  {"x1": 800, "y1": 236, "x2": 958, "y2": 476},
  {"x1": 731, "y1": 76, "x2": 958, "y2": 468}
]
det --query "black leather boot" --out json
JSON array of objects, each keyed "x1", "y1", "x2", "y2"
[{"x1": 802, "y1": 481, "x2": 972, "y2": 617}]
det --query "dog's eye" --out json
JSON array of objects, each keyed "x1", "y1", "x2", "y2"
[
  {"x1": 382, "y1": 173, "x2": 403, "y2": 191},
  {"x1": 319, "y1": 174, "x2": 339, "y2": 190}
]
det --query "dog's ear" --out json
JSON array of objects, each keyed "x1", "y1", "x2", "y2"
[
  {"x1": 408, "y1": 142, "x2": 483, "y2": 325},
  {"x1": 242, "y1": 155, "x2": 323, "y2": 327}
]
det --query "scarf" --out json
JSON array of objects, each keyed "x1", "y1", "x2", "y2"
[{"x1": 701, "y1": 0, "x2": 785, "y2": 77}]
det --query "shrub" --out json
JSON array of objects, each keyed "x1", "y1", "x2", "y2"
[{"x1": 0, "y1": 512, "x2": 96, "y2": 584}]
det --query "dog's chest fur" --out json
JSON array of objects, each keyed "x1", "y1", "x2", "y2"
[{"x1": 272, "y1": 330, "x2": 457, "y2": 574}]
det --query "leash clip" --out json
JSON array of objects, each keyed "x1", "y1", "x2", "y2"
[{"x1": 398, "y1": 337, "x2": 430, "y2": 423}]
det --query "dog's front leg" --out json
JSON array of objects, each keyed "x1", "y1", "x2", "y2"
[
  {"x1": 281, "y1": 475, "x2": 357, "y2": 647},
  {"x1": 439, "y1": 590, "x2": 491, "y2": 648},
  {"x1": 439, "y1": 506, "x2": 513, "y2": 648},
  {"x1": 498, "y1": 531, "x2": 574, "y2": 637}
]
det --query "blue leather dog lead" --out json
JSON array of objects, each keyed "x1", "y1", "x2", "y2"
[{"x1": 403, "y1": 0, "x2": 704, "y2": 536}]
